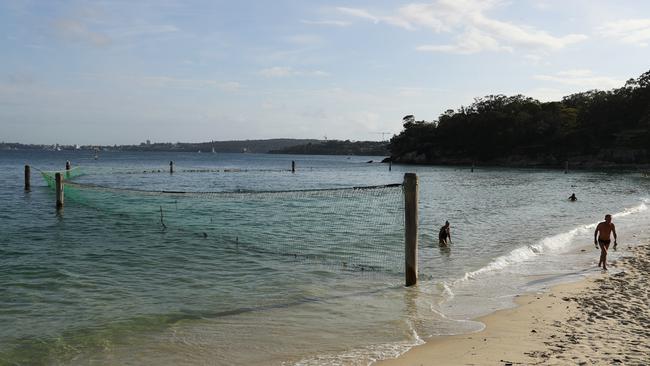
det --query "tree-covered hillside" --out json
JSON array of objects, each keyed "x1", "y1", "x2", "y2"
[{"x1": 390, "y1": 69, "x2": 650, "y2": 167}]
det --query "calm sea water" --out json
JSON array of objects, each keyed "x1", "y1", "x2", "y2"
[{"x1": 1, "y1": 150, "x2": 649, "y2": 365}]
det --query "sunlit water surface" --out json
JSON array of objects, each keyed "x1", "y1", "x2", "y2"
[{"x1": 1, "y1": 151, "x2": 649, "y2": 365}]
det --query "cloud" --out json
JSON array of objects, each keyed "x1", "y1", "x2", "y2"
[
  {"x1": 417, "y1": 27, "x2": 511, "y2": 54},
  {"x1": 301, "y1": 20, "x2": 350, "y2": 27},
  {"x1": 138, "y1": 76, "x2": 216, "y2": 89},
  {"x1": 598, "y1": 18, "x2": 650, "y2": 47},
  {"x1": 218, "y1": 81, "x2": 242, "y2": 92},
  {"x1": 53, "y1": 19, "x2": 180, "y2": 47},
  {"x1": 338, "y1": 1, "x2": 587, "y2": 54},
  {"x1": 258, "y1": 67, "x2": 329, "y2": 78},
  {"x1": 51, "y1": 1, "x2": 181, "y2": 48},
  {"x1": 283, "y1": 34, "x2": 322, "y2": 45},
  {"x1": 533, "y1": 69, "x2": 623, "y2": 90},
  {"x1": 78, "y1": 73, "x2": 242, "y2": 91},
  {"x1": 471, "y1": 15, "x2": 587, "y2": 49},
  {"x1": 54, "y1": 20, "x2": 112, "y2": 46},
  {"x1": 337, "y1": 7, "x2": 414, "y2": 30},
  {"x1": 110, "y1": 24, "x2": 179, "y2": 38},
  {"x1": 524, "y1": 53, "x2": 543, "y2": 64},
  {"x1": 259, "y1": 67, "x2": 294, "y2": 77},
  {"x1": 337, "y1": 7, "x2": 381, "y2": 23}
]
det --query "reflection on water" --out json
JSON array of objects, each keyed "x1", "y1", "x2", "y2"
[{"x1": 438, "y1": 243, "x2": 451, "y2": 257}]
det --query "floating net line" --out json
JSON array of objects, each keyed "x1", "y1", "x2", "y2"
[
  {"x1": 45, "y1": 174, "x2": 406, "y2": 273},
  {"x1": 91, "y1": 167, "x2": 294, "y2": 175}
]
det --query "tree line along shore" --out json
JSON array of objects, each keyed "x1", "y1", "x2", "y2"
[{"x1": 390, "y1": 69, "x2": 650, "y2": 168}]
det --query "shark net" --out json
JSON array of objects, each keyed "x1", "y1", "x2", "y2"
[
  {"x1": 40, "y1": 169, "x2": 406, "y2": 273},
  {"x1": 40, "y1": 167, "x2": 85, "y2": 187}
]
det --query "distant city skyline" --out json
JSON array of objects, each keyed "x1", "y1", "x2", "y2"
[{"x1": 2, "y1": 0, "x2": 650, "y2": 145}]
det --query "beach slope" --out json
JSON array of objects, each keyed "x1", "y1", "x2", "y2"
[{"x1": 376, "y1": 244, "x2": 650, "y2": 365}]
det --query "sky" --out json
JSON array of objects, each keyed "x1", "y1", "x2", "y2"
[{"x1": 1, "y1": 0, "x2": 650, "y2": 145}]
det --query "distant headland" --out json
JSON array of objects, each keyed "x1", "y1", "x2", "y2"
[{"x1": 0, "y1": 138, "x2": 390, "y2": 156}]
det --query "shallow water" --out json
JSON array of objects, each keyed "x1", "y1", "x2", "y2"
[{"x1": 1, "y1": 150, "x2": 649, "y2": 365}]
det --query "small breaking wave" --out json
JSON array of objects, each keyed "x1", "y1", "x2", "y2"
[
  {"x1": 438, "y1": 281, "x2": 455, "y2": 302},
  {"x1": 291, "y1": 327, "x2": 424, "y2": 366},
  {"x1": 453, "y1": 200, "x2": 648, "y2": 285},
  {"x1": 613, "y1": 200, "x2": 647, "y2": 218}
]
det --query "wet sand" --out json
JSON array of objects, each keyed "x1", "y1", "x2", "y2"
[{"x1": 376, "y1": 244, "x2": 650, "y2": 365}]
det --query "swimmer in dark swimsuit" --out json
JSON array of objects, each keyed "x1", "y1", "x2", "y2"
[
  {"x1": 594, "y1": 214, "x2": 617, "y2": 270},
  {"x1": 439, "y1": 221, "x2": 451, "y2": 246},
  {"x1": 568, "y1": 193, "x2": 577, "y2": 201}
]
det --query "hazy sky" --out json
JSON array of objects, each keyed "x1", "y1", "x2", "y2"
[{"x1": 2, "y1": 0, "x2": 650, "y2": 145}]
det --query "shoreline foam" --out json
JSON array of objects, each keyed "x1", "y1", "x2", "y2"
[{"x1": 375, "y1": 243, "x2": 650, "y2": 365}]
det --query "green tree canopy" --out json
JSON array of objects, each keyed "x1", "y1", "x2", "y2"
[{"x1": 390, "y1": 69, "x2": 650, "y2": 166}]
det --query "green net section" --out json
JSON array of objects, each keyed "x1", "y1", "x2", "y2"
[
  {"x1": 40, "y1": 167, "x2": 85, "y2": 188},
  {"x1": 63, "y1": 181, "x2": 406, "y2": 273}
]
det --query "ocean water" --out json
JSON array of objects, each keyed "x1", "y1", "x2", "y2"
[{"x1": 1, "y1": 150, "x2": 649, "y2": 365}]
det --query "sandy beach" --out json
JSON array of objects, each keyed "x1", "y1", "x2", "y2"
[{"x1": 376, "y1": 244, "x2": 650, "y2": 366}]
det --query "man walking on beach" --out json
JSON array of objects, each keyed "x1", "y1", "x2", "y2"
[{"x1": 594, "y1": 214, "x2": 617, "y2": 270}]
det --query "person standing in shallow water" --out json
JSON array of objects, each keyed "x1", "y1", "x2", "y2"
[
  {"x1": 594, "y1": 214, "x2": 617, "y2": 270},
  {"x1": 569, "y1": 193, "x2": 577, "y2": 201},
  {"x1": 439, "y1": 221, "x2": 452, "y2": 246}
]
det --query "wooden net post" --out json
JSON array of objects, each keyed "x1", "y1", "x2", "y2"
[
  {"x1": 24, "y1": 165, "x2": 31, "y2": 191},
  {"x1": 403, "y1": 173, "x2": 418, "y2": 287},
  {"x1": 55, "y1": 172, "x2": 64, "y2": 209}
]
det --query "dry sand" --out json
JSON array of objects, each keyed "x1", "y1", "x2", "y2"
[{"x1": 376, "y1": 244, "x2": 650, "y2": 366}]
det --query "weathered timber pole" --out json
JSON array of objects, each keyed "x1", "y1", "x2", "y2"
[
  {"x1": 564, "y1": 160, "x2": 569, "y2": 174},
  {"x1": 471, "y1": 161, "x2": 475, "y2": 172},
  {"x1": 404, "y1": 173, "x2": 418, "y2": 287},
  {"x1": 55, "y1": 172, "x2": 64, "y2": 209},
  {"x1": 389, "y1": 160, "x2": 392, "y2": 172},
  {"x1": 24, "y1": 165, "x2": 31, "y2": 191},
  {"x1": 291, "y1": 160, "x2": 296, "y2": 173},
  {"x1": 170, "y1": 161, "x2": 174, "y2": 174}
]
